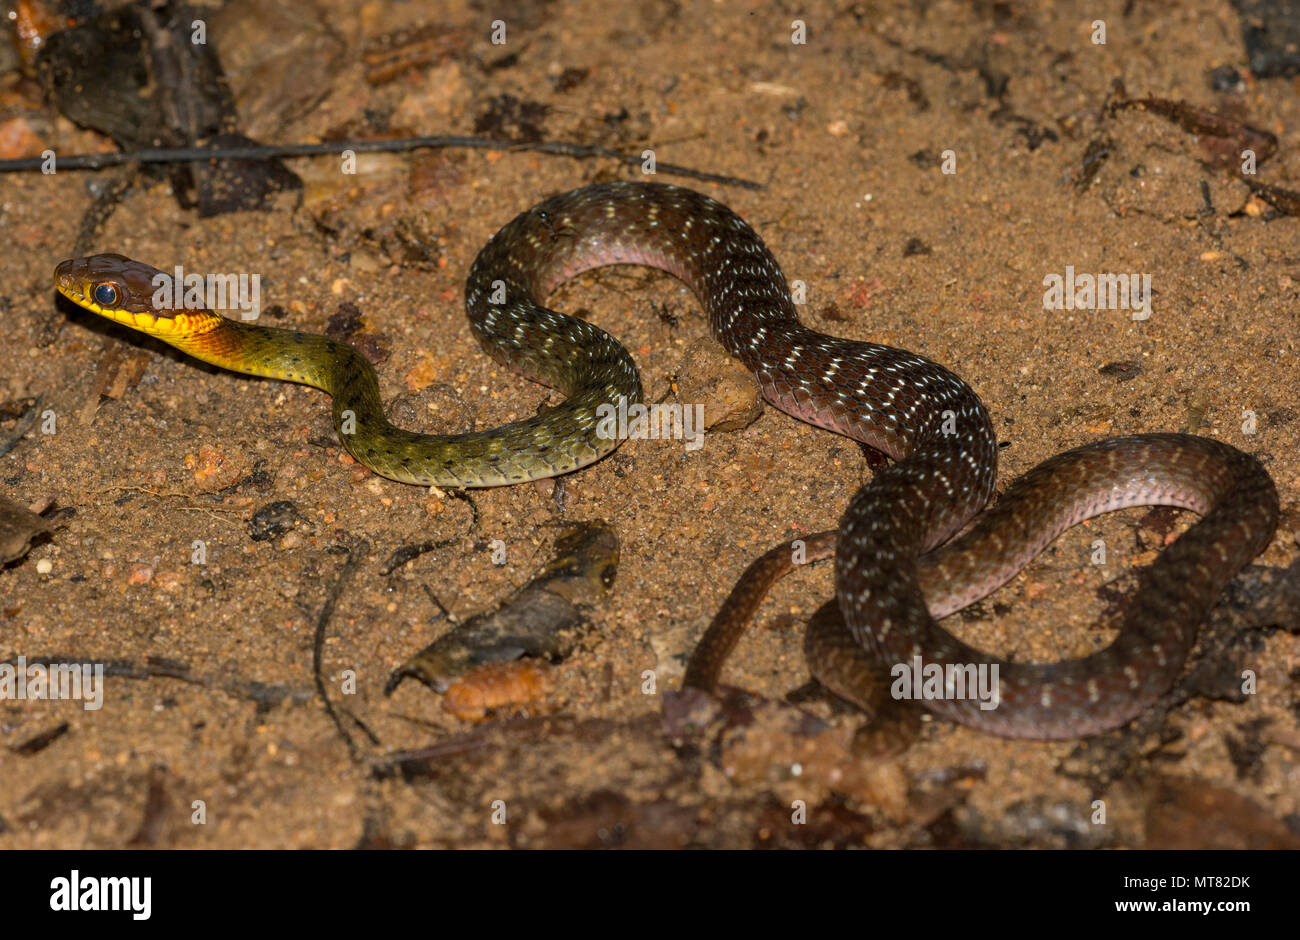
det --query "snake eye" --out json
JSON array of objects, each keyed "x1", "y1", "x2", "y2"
[{"x1": 93, "y1": 282, "x2": 120, "y2": 307}]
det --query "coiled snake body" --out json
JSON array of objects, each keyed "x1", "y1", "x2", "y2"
[{"x1": 56, "y1": 181, "x2": 1278, "y2": 739}]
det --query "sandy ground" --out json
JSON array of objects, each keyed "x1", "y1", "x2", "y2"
[{"x1": 1, "y1": 0, "x2": 1298, "y2": 848}]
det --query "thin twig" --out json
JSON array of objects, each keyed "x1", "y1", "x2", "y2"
[
  {"x1": 0, "y1": 135, "x2": 764, "y2": 189},
  {"x1": 0, "y1": 397, "x2": 41, "y2": 459},
  {"x1": 312, "y1": 538, "x2": 381, "y2": 760}
]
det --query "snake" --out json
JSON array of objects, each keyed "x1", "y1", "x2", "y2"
[{"x1": 54, "y1": 180, "x2": 1279, "y2": 739}]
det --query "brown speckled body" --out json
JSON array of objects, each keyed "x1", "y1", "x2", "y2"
[{"x1": 497, "y1": 183, "x2": 1276, "y2": 739}]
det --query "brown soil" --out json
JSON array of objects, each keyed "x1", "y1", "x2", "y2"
[{"x1": 1, "y1": 0, "x2": 1298, "y2": 849}]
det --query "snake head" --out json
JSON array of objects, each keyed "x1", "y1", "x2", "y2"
[{"x1": 54, "y1": 253, "x2": 222, "y2": 341}]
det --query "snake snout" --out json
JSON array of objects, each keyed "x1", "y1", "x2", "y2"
[{"x1": 53, "y1": 258, "x2": 92, "y2": 302}]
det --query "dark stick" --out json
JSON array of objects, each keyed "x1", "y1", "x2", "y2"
[
  {"x1": 312, "y1": 538, "x2": 382, "y2": 759},
  {"x1": 0, "y1": 135, "x2": 764, "y2": 189}
]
